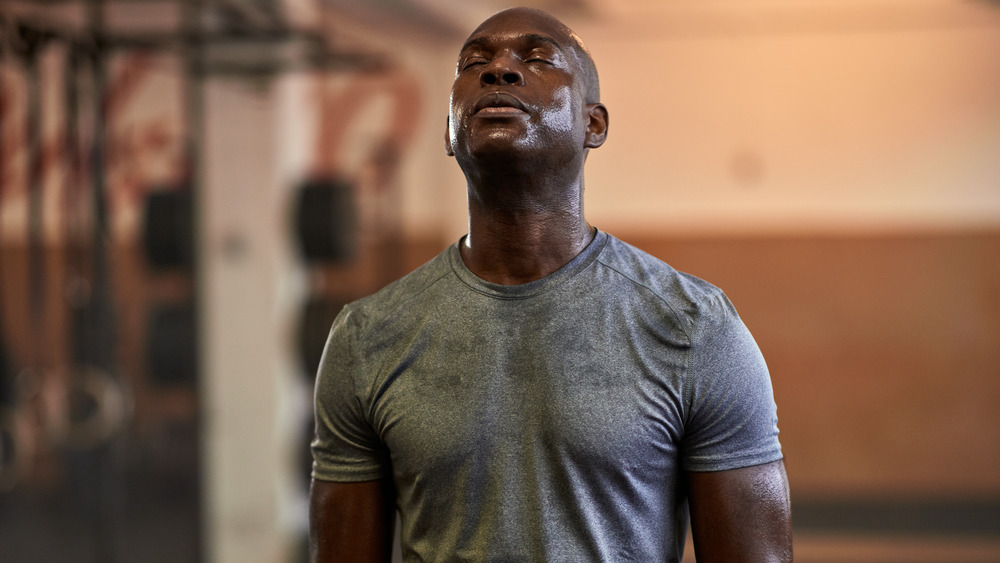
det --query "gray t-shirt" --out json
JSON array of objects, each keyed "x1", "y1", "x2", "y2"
[{"x1": 312, "y1": 229, "x2": 782, "y2": 562}]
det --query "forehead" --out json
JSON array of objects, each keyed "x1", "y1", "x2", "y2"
[{"x1": 459, "y1": 10, "x2": 578, "y2": 55}]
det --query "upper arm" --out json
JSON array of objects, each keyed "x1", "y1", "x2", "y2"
[
  {"x1": 313, "y1": 310, "x2": 391, "y2": 483},
  {"x1": 309, "y1": 478, "x2": 396, "y2": 563},
  {"x1": 311, "y1": 309, "x2": 396, "y2": 562},
  {"x1": 681, "y1": 293, "x2": 782, "y2": 473},
  {"x1": 686, "y1": 459, "x2": 793, "y2": 563}
]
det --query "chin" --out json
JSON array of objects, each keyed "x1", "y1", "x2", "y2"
[{"x1": 466, "y1": 132, "x2": 537, "y2": 159}]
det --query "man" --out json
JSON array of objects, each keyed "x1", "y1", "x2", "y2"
[{"x1": 311, "y1": 7, "x2": 792, "y2": 562}]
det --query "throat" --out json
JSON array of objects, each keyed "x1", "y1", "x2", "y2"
[{"x1": 460, "y1": 216, "x2": 594, "y2": 285}]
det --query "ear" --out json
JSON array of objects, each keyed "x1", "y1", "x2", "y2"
[
  {"x1": 583, "y1": 103, "x2": 608, "y2": 149},
  {"x1": 444, "y1": 115, "x2": 455, "y2": 157}
]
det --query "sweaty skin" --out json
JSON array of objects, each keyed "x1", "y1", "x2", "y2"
[
  {"x1": 444, "y1": 8, "x2": 609, "y2": 285},
  {"x1": 309, "y1": 8, "x2": 792, "y2": 562}
]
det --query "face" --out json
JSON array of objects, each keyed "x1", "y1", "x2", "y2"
[{"x1": 445, "y1": 8, "x2": 603, "y2": 167}]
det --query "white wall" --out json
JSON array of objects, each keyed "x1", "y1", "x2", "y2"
[{"x1": 201, "y1": 75, "x2": 307, "y2": 563}]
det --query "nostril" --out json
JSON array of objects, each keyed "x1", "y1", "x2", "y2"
[
  {"x1": 502, "y1": 72, "x2": 519, "y2": 84},
  {"x1": 482, "y1": 73, "x2": 497, "y2": 85}
]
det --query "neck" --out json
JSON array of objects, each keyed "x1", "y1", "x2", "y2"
[{"x1": 459, "y1": 163, "x2": 594, "y2": 285}]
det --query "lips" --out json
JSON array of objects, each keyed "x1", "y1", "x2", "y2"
[{"x1": 473, "y1": 92, "x2": 528, "y2": 115}]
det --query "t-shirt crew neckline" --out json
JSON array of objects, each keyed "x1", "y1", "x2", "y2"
[{"x1": 448, "y1": 228, "x2": 609, "y2": 300}]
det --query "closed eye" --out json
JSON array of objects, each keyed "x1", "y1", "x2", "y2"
[
  {"x1": 524, "y1": 48, "x2": 558, "y2": 65},
  {"x1": 461, "y1": 58, "x2": 487, "y2": 70}
]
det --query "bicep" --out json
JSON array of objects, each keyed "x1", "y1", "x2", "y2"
[
  {"x1": 309, "y1": 478, "x2": 395, "y2": 563},
  {"x1": 686, "y1": 459, "x2": 793, "y2": 563}
]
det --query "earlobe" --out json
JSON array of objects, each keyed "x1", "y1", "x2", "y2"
[
  {"x1": 584, "y1": 103, "x2": 608, "y2": 149},
  {"x1": 444, "y1": 116, "x2": 455, "y2": 157}
]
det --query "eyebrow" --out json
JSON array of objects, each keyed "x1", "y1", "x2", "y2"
[{"x1": 459, "y1": 33, "x2": 564, "y2": 55}]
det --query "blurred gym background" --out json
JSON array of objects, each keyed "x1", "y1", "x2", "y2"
[{"x1": 0, "y1": 0, "x2": 997, "y2": 561}]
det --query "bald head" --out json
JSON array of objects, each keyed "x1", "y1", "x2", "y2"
[
  {"x1": 461, "y1": 7, "x2": 601, "y2": 103},
  {"x1": 446, "y1": 5, "x2": 609, "y2": 166}
]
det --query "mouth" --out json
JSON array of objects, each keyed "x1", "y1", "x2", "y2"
[{"x1": 474, "y1": 92, "x2": 528, "y2": 115}]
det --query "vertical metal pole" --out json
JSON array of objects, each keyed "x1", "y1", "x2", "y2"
[
  {"x1": 182, "y1": 0, "x2": 206, "y2": 561},
  {"x1": 64, "y1": 44, "x2": 86, "y2": 362},
  {"x1": 64, "y1": 37, "x2": 93, "y2": 379},
  {"x1": 83, "y1": 0, "x2": 114, "y2": 373},
  {"x1": 88, "y1": 0, "x2": 110, "y2": 324},
  {"x1": 0, "y1": 19, "x2": 18, "y2": 492},
  {"x1": 23, "y1": 30, "x2": 43, "y2": 345},
  {"x1": 0, "y1": 26, "x2": 5, "y2": 198},
  {"x1": 86, "y1": 1, "x2": 124, "y2": 561}
]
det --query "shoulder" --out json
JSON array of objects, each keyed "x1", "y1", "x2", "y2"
[
  {"x1": 318, "y1": 246, "x2": 455, "y2": 401},
  {"x1": 595, "y1": 233, "x2": 734, "y2": 334},
  {"x1": 336, "y1": 245, "x2": 455, "y2": 337}
]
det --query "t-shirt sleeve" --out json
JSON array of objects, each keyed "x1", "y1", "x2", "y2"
[
  {"x1": 311, "y1": 307, "x2": 391, "y2": 482},
  {"x1": 680, "y1": 292, "x2": 783, "y2": 472}
]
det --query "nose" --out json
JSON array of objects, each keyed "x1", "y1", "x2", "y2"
[{"x1": 480, "y1": 54, "x2": 524, "y2": 87}]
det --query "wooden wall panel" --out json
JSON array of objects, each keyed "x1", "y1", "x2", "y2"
[{"x1": 621, "y1": 230, "x2": 1000, "y2": 499}]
